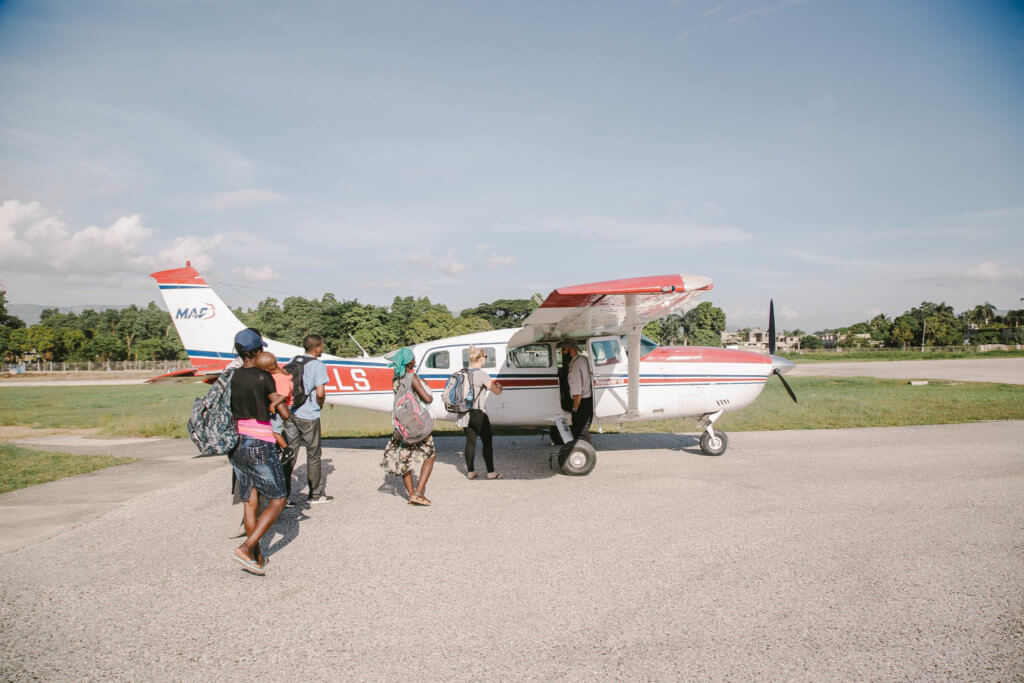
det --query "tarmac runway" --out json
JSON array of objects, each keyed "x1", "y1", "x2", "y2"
[
  {"x1": 790, "y1": 357, "x2": 1024, "y2": 384},
  {"x1": 1, "y1": 422, "x2": 1022, "y2": 680}
]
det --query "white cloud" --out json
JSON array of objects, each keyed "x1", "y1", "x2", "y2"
[
  {"x1": 539, "y1": 216, "x2": 752, "y2": 246},
  {"x1": 406, "y1": 251, "x2": 469, "y2": 277},
  {"x1": 208, "y1": 189, "x2": 287, "y2": 210},
  {"x1": 473, "y1": 243, "x2": 517, "y2": 270},
  {"x1": 0, "y1": 198, "x2": 224, "y2": 284},
  {"x1": 728, "y1": 0, "x2": 809, "y2": 24},
  {"x1": 485, "y1": 254, "x2": 517, "y2": 269},
  {"x1": 155, "y1": 234, "x2": 223, "y2": 272},
  {"x1": 236, "y1": 265, "x2": 282, "y2": 282},
  {"x1": 703, "y1": 5, "x2": 724, "y2": 16},
  {"x1": 955, "y1": 262, "x2": 1024, "y2": 285},
  {"x1": 915, "y1": 261, "x2": 1024, "y2": 289}
]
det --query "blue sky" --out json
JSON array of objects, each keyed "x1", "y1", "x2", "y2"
[{"x1": 1, "y1": 0, "x2": 1022, "y2": 330}]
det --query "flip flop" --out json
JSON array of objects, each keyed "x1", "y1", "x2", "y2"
[
  {"x1": 486, "y1": 473, "x2": 502, "y2": 480},
  {"x1": 233, "y1": 549, "x2": 265, "y2": 575},
  {"x1": 466, "y1": 471, "x2": 478, "y2": 479}
]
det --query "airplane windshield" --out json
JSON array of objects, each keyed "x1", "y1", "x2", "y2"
[{"x1": 620, "y1": 334, "x2": 659, "y2": 358}]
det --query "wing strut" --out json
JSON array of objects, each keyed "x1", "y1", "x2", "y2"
[{"x1": 626, "y1": 294, "x2": 640, "y2": 416}]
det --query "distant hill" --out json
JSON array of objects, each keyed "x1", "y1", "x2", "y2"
[{"x1": 8, "y1": 303, "x2": 133, "y2": 326}]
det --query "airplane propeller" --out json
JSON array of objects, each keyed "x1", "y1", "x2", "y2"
[{"x1": 768, "y1": 299, "x2": 798, "y2": 403}]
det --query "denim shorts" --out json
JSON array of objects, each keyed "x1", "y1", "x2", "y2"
[
  {"x1": 270, "y1": 414, "x2": 283, "y2": 434},
  {"x1": 229, "y1": 435, "x2": 287, "y2": 501}
]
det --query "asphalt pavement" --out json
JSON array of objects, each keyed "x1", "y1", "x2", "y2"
[
  {"x1": 1, "y1": 422, "x2": 1022, "y2": 680},
  {"x1": 790, "y1": 357, "x2": 1024, "y2": 384}
]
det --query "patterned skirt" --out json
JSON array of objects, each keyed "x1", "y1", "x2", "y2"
[{"x1": 380, "y1": 433, "x2": 436, "y2": 476}]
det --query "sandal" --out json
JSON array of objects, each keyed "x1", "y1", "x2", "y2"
[
  {"x1": 233, "y1": 548, "x2": 265, "y2": 576},
  {"x1": 412, "y1": 493, "x2": 432, "y2": 506},
  {"x1": 466, "y1": 471, "x2": 477, "y2": 479},
  {"x1": 486, "y1": 472, "x2": 502, "y2": 480}
]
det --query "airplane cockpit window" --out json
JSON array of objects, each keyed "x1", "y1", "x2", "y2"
[
  {"x1": 425, "y1": 350, "x2": 450, "y2": 369},
  {"x1": 620, "y1": 334, "x2": 660, "y2": 358},
  {"x1": 508, "y1": 343, "x2": 551, "y2": 368},
  {"x1": 461, "y1": 346, "x2": 496, "y2": 368},
  {"x1": 590, "y1": 339, "x2": 621, "y2": 366}
]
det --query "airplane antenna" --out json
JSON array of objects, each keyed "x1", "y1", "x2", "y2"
[{"x1": 349, "y1": 333, "x2": 370, "y2": 358}]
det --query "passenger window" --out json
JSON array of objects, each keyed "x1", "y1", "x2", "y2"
[
  {"x1": 590, "y1": 339, "x2": 621, "y2": 366},
  {"x1": 509, "y1": 344, "x2": 552, "y2": 368},
  {"x1": 425, "y1": 350, "x2": 449, "y2": 369},
  {"x1": 461, "y1": 346, "x2": 496, "y2": 368}
]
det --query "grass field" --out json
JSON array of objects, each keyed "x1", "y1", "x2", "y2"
[
  {"x1": 0, "y1": 442, "x2": 136, "y2": 495},
  {"x1": 780, "y1": 348, "x2": 1024, "y2": 363},
  {"x1": 0, "y1": 377, "x2": 1022, "y2": 439}
]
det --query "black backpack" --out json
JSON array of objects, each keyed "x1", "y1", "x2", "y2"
[{"x1": 282, "y1": 355, "x2": 315, "y2": 411}]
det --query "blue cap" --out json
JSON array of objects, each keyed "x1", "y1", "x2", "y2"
[{"x1": 234, "y1": 328, "x2": 267, "y2": 353}]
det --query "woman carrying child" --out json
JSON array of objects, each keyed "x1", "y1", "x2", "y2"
[
  {"x1": 380, "y1": 347, "x2": 436, "y2": 506},
  {"x1": 459, "y1": 345, "x2": 503, "y2": 479},
  {"x1": 228, "y1": 329, "x2": 289, "y2": 575}
]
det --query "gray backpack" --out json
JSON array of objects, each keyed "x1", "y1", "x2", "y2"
[
  {"x1": 392, "y1": 373, "x2": 434, "y2": 444},
  {"x1": 188, "y1": 368, "x2": 239, "y2": 456}
]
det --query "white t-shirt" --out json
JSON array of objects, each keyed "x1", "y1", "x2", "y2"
[{"x1": 456, "y1": 368, "x2": 490, "y2": 427}]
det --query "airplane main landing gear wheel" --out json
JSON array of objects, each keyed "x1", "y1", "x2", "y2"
[
  {"x1": 699, "y1": 428, "x2": 728, "y2": 456},
  {"x1": 557, "y1": 440, "x2": 597, "y2": 476}
]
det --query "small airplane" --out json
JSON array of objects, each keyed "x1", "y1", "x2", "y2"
[{"x1": 151, "y1": 263, "x2": 797, "y2": 475}]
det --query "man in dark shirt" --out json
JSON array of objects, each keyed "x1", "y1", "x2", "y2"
[{"x1": 227, "y1": 328, "x2": 289, "y2": 576}]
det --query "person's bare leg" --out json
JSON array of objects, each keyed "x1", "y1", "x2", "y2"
[
  {"x1": 401, "y1": 472, "x2": 415, "y2": 499},
  {"x1": 414, "y1": 456, "x2": 435, "y2": 503},
  {"x1": 236, "y1": 488, "x2": 260, "y2": 562},
  {"x1": 241, "y1": 497, "x2": 286, "y2": 556}
]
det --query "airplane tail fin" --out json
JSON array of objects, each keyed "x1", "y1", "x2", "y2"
[{"x1": 151, "y1": 262, "x2": 302, "y2": 370}]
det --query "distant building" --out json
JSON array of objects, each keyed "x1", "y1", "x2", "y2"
[
  {"x1": 813, "y1": 330, "x2": 838, "y2": 348},
  {"x1": 721, "y1": 328, "x2": 802, "y2": 352}
]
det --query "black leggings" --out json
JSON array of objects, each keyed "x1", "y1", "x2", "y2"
[{"x1": 464, "y1": 409, "x2": 494, "y2": 474}]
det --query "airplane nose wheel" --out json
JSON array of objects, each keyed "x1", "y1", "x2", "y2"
[
  {"x1": 699, "y1": 428, "x2": 728, "y2": 456},
  {"x1": 555, "y1": 440, "x2": 597, "y2": 475}
]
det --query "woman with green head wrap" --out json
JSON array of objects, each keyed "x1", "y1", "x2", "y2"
[
  {"x1": 380, "y1": 347, "x2": 437, "y2": 506},
  {"x1": 388, "y1": 347, "x2": 416, "y2": 379}
]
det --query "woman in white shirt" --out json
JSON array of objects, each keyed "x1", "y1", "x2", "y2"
[{"x1": 459, "y1": 346, "x2": 503, "y2": 479}]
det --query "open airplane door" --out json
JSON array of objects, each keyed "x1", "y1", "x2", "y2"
[
  {"x1": 588, "y1": 335, "x2": 629, "y2": 418},
  {"x1": 509, "y1": 273, "x2": 714, "y2": 475}
]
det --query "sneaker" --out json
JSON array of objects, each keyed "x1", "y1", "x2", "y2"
[
  {"x1": 284, "y1": 500, "x2": 297, "y2": 509},
  {"x1": 308, "y1": 495, "x2": 334, "y2": 504}
]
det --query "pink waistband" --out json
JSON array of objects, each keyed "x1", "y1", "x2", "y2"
[{"x1": 237, "y1": 419, "x2": 275, "y2": 443}]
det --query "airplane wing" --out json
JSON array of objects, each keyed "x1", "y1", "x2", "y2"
[
  {"x1": 146, "y1": 367, "x2": 224, "y2": 384},
  {"x1": 507, "y1": 274, "x2": 713, "y2": 349}
]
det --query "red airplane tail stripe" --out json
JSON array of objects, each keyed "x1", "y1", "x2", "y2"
[{"x1": 150, "y1": 262, "x2": 208, "y2": 286}]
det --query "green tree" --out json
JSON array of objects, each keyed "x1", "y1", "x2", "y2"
[
  {"x1": 83, "y1": 333, "x2": 125, "y2": 362},
  {"x1": 868, "y1": 314, "x2": 891, "y2": 340},
  {"x1": 687, "y1": 328, "x2": 722, "y2": 347},
  {"x1": 888, "y1": 315, "x2": 919, "y2": 349},
  {"x1": 683, "y1": 302, "x2": 726, "y2": 338},
  {"x1": 642, "y1": 313, "x2": 685, "y2": 346},
  {"x1": 459, "y1": 299, "x2": 537, "y2": 329},
  {"x1": 800, "y1": 334, "x2": 823, "y2": 349},
  {"x1": 0, "y1": 289, "x2": 26, "y2": 329}
]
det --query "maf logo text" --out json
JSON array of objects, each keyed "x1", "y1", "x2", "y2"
[{"x1": 175, "y1": 304, "x2": 216, "y2": 320}]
